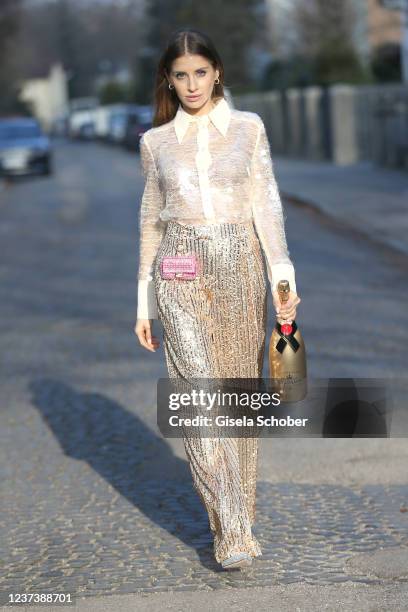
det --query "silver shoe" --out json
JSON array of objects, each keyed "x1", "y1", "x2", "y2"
[{"x1": 221, "y1": 551, "x2": 252, "y2": 569}]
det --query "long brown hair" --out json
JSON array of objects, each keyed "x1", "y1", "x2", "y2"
[{"x1": 152, "y1": 28, "x2": 225, "y2": 128}]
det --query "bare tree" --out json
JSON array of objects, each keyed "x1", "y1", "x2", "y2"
[
  {"x1": 0, "y1": 0, "x2": 27, "y2": 113},
  {"x1": 14, "y1": 0, "x2": 145, "y2": 97},
  {"x1": 142, "y1": 0, "x2": 263, "y2": 99},
  {"x1": 5, "y1": 0, "x2": 263, "y2": 104},
  {"x1": 293, "y1": 0, "x2": 366, "y2": 84}
]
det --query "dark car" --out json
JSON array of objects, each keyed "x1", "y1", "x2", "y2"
[
  {"x1": 123, "y1": 106, "x2": 153, "y2": 152},
  {"x1": 0, "y1": 117, "x2": 53, "y2": 177}
]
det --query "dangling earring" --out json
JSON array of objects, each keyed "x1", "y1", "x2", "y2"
[
  {"x1": 214, "y1": 77, "x2": 220, "y2": 85},
  {"x1": 168, "y1": 82, "x2": 174, "y2": 90}
]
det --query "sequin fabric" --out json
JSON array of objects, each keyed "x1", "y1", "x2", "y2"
[
  {"x1": 136, "y1": 96, "x2": 296, "y2": 320},
  {"x1": 154, "y1": 220, "x2": 266, "y2": 563}
]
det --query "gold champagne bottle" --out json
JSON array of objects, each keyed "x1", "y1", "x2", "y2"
[{"x1": 269, "y1": 280, "x2": 307, "y2": 402}]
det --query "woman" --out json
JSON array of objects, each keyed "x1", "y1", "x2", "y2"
[{"x1": 134, "y1": 28, "x2": 301, "y2": 570}]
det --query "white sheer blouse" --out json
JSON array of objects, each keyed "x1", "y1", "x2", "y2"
[{"x1": 137, "y1": 96, "x2": 297, "y2": 320}]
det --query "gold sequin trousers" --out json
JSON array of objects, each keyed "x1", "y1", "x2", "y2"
[{"x1": 154, "y1": 220, "x2": 267, "y2": 564}]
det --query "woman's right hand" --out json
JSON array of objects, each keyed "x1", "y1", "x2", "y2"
[
  {"x1": 134, "y1": 319, "x2": 160, "y2": 352},
  {"x1": 272, "y1": 290, "x2": 301, "y2": 323}
]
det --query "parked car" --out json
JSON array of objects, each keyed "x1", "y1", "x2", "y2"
[
  {"x1": 68, "y1": 109, "x2": 96, "y2": 140},
  {"x1": 0, "y1": 117, "x2": 53, "y2": 176},
  {"x1": 77, "y1": 121, "x2": 95, "y2": 140},
  {"x1": 107, "y1": 107, "x2": 130, "y2": 144},
  {"x1": 92, "y1": 106, "x2": 111, "y2": 141},
  {"x1": 123, "y1": 106, "x2": 153, "y2": 151}
]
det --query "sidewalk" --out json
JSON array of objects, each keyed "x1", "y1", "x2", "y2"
[
  {"x1": 274, "y1": 157, "x2": 408, "y2": 260},
  {"x1": 6, "y1": 581, "x2": 408, "y2": 612}
]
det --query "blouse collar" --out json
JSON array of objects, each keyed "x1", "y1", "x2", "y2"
[{"x1": 174, "y1": 96, "x2": 231, "y2": 144}]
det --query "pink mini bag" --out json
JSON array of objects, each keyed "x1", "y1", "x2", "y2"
[{"x1": 160, "y1": 254, "x2": 199, "y2": 280}]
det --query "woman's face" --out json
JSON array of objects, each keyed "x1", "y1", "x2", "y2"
[{"x1": 167, "y1": 54, "x2": 219, "y2": 112}]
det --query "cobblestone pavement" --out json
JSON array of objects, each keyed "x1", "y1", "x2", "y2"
[
  {"x1": 0, "y1": 141, "x2": 407, "y2": 606},
  {"x1": 1, "y1": 442, "x2": 408, "y2": 602}
]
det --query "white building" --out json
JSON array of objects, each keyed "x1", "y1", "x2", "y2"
[{"x1": 19, "y1": 63, "x2": 69, "y2": 133}]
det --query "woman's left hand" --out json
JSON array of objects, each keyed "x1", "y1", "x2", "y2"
[{"x1": 272, "y1": 290, "x2": 301, "y2": 322}]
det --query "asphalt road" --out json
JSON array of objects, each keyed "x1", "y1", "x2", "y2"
[{"x1": 0, "y1": 139, "x2": 407, "y2": 608}]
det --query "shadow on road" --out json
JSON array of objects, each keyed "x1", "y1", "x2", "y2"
[{"x1": 28, "y1": 377, "x2": 222, "y2": 571}]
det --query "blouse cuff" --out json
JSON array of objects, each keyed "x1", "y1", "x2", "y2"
[
  {"x1": 271, "y1": 263, "x2": 297, "y2": 295},
  {"x1": 137, "y1": 279, "x2": 159, "y2": 320}
]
